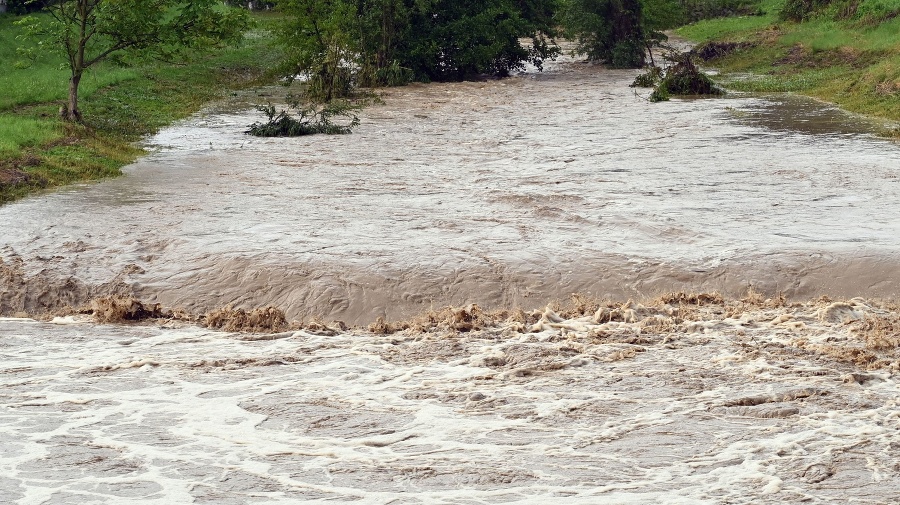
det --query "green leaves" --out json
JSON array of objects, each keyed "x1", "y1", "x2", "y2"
[
  {"x1": 559, "y1": 0, "x2": 647, "y2": 67},
  {"x1": 16, "y1": 2, "x2": 251, "y2": 75},
  {"x1": 558, "y1": 0, "x2": 685, "y2": 68},
  {"x1": 14, "y1": 0, "x2": 251, "y2": 121},
  {"x1": 12, "y1": 15, "x2": 45, "y2": 68},
  {"x1": 246, "y1": 100, "x2": 361, "y2": 136},
  {"x1": 398, "y1": 0, "x2": 560, "y2": 81},
  {"x1": 274, "y1": 0, "x2": 560, "y2": 101}
]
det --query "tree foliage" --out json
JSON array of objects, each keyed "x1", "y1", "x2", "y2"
[
  {"x1": 15, "y1": 0, "x2": 250, "y2": 122},
  {"x1": 559, "y1": 0, "x2": 645, "y2": 67},
  {"x1": 2, "y1": 0, "x2": 43, "y2": 15},
  {"x1": 274, "y1": 0, "x2": 560, "y2": 101},
  {"x1": 558, "y1": 0, "x2": 684, "y2": 68},
  {"x1": 396, "y1": 0, "x2": 559, "y2": 82}
]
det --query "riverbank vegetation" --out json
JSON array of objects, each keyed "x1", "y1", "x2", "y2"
[
  {"x1": 677, "y1": 0, "x2": 900, "y2": 122},
  {"x1": 272, "y1": 0, "x2": 562, "y2": 102},
  {"x1": 0, "y1": 10, "x2": 280, "y2": 204},
  {"x1": 14, "y1": 0, "x2": 250, "y2": 122},
  {"x1": 632, "y1": 49, "x2": 726, "y2": 100}
]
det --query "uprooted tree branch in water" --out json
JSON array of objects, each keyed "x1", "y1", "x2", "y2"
[
  {"x1": 631, "y1": 48, "x2": 725, "y2": 102},
  {"x1": 245, "y1": 99, "x2": 361, "y2": 137}
]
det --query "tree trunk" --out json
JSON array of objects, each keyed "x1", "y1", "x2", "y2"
[
  {"x1": 379, "y1": 0, "x2": 396, "y2": 69},
  {"x1": 66, "y1": 73, "x2": 83, "y2": 123}
]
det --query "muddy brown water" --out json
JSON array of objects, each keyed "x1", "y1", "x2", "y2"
[
  {"x1": 2, "y1": 57, "x2": 900, "y2": 504},
  {"x1": 2, "y1": 298, "x2": 899, "y2": 504},
  {"x1": 2, "y1": 59, "x2": 900, "y2": 323}
]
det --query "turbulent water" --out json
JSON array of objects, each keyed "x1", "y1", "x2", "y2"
[
  {"x1": 2, "y1": 298, "x2": 899, "y2": 504},
  {"x1": 2, "y1": 54, "x2": 900, "y2": 503},
  {"x1": 2, "y1": 57, "x2": 900, "y2": 322}
]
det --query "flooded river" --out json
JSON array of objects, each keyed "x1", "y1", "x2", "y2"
[
  {"x1": 2, "y1": 59, "x2": 900, "y2": 322},
  {"x1": 1, "y1": 56, "x2": 900, "y2": 503}
]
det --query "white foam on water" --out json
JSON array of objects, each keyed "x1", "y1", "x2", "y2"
[{"x1": 1, "y1": 306, "x2": 898, "y2": 504}]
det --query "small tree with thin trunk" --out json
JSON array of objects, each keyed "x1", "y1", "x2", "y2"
[{"x1": 15, "y1": 0, "x2": 250, "y2": 122}]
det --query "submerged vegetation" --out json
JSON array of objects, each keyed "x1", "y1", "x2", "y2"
[
  {"x1": 630, "y1": 49, "x2": 725, "y2": 101},
  {"x1": 246, "y1": 100, "x2": 361, "y2": 136}
]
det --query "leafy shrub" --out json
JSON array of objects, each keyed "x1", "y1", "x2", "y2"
[
  {"x1": 560, "y1": 0, "x2": 647, "y2": 67},
  {"x1": 276, "y1": 0, "x2": 559, "y2": 101},
  {"x1": 646, "y1": 50, "x2": 725, "y2": 101},
  {"x1": 631, "y1": 65, "x2": 663, "y2": 87},
  {"x1": 649, "y1": 86, "x2": 671, "y2": 101},
  {"x1": 778, "y1": 0, "x2": 899, "y2": 22},
  {"x1": 246, "y1": 100, "x2": 360, "y2": 137},
  {"x1": 2, "y1": 0, "x2": 43, "y2": 15},
  {"x1": 679, "y1": 0, "x2": 762, "y2": 21},
  {"x1": 398, "y1": 0, "x2": 559, "y2": 81},
  {"x1": 657, "y1": 53, "x2": 724, "y2": 95}
]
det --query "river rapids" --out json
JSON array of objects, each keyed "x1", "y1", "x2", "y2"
[{"x1": 1, "y1": 54, "x2": 899, "y2": 504}]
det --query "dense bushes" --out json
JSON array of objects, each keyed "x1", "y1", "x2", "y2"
[
  {"x1": 558, "y1": 0, "x2": 647, "y2": 67},
  {"x1": 1, "y1": 0, "x2": 43, "y2": 15},
  {"x1": 396, "y1": 0, "x2": 559, "y2": 81},
  {"x1": 274, "y1": 0, "x2": 700, "y2": 99},
  {"x1": 679, "y1": 0, "x2": 762, "y2": 21},
  {"x1": 559, "y1": 0, "x2": 687, "y2": 67},
  {"x1": 780, "y1": 0, "x2": 833, "y2": 21},
  {"x1": 275, "y1": 0, "x2": 559, "y2": 101}
]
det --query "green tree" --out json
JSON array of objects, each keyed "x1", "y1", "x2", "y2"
[
  {"x1": 559, "y1": 0, "x2": 682, "y2": 68},
  {"x1": 3, "y1": 0, "x2": 42, "y2": 14},
  {"x1": 559, "y1": 0, "x2": 646, "y2": 67},
  {"x1": 274, "y1": 0, "x2": 360, "y2": 101},
  {"x1": 397, "y1": 0, "x2": 559, "y2": 81},
  {"x1": 16, "y1": 0, "x2": 250, "y2": 122},
  {"x1": 274, "y1": 0, "x2": 559, "y2": 101}
]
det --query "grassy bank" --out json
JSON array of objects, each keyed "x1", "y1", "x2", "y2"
[
  {"x1": 0, "y1": 13, "x2": 282, "y2": 204},
  {"x1": 676, "y1": 0, "x2": 900, "y2": 124}
]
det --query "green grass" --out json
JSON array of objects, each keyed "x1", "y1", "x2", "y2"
[
  {"x1": 676, "y1": 0, "x2": 900, "y2": 122},
  {"x1": 0, "y1": 12, "x2": 283, "y2": 204},
  {"x1": 677, "y1": 13, "x2": 775, "y2": 41},
  {"x1": 0, "y1": 15, "x2": 140, "y2": 110},
  {"x1": 779, "y1": 23, "x2": 855, "y2": 50},
  {"x1": 0, "y1": 116, "x2": 60, "y2": 156},
  {"x1": 677, "y1": 0, "x2": 782, "y2": 40},
  {"x1": 853, "y1": 0, "x2": 900, "y2": 22}
]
